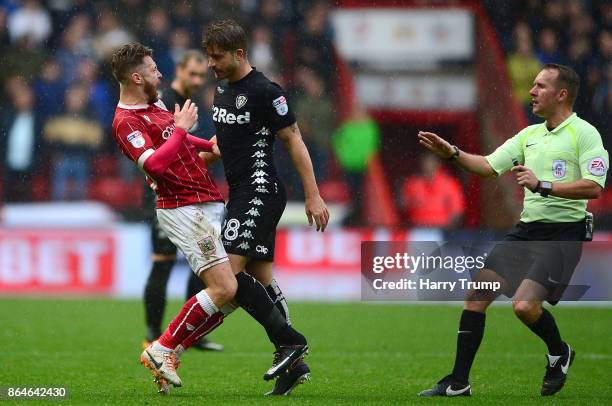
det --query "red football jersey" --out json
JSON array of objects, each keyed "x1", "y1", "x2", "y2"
[{"x1": 112, "y1": 100, "x2": 224, "y2": 209}]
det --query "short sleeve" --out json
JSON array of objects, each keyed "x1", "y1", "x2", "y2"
[
  {"x1": 485, "y1": 130, "x2": 526, "y2": 176},
  {"x1": 577, "y1": 127, "x2": 609, "y2": 187},
  {"x1": 112, "y1": 116, "x2": 154, "y2": 163},
  {"x1": 263, "y1": 82, "x2": 296, "y2": 133}
]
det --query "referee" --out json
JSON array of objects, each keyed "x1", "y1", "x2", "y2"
[{"x1": 418, "y1": 64, "x2": 608, "y2": 397}]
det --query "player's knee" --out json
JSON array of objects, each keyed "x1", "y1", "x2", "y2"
[
  {"x1": 512, "y1": 300, "x2": 539, "y2": 319},
  {"x1": 212, "y1": 278, "x2": 237, "y2": 305}
]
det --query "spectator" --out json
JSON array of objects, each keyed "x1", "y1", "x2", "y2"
[
  {"x1": 293, "y1": 67, "x2": 334, "y2": 185},
  {"x1": 0, "y1": 35, "x2": 46, "y2": 84},
  {"x1": 91, "y1": 9, "x2": 133, "y2": 63},
  {"x1": 401, "y1": 154, "x2": 465, "y2": 229},
  {"x1": 7, "y1": 0, "x2": 51, "y2": 46},
  {"x1": 507, "y1": 22, "x2": 542, "y2": 123},
  {"x1": 76, "y1": 58, "x2": 114, "y2": 134},
  {"x1": 250, "y1": 25, "x2": 278, "y2": 77},
  {"x1": 142, "y1": 7, "x2": 174, "y2": 78},
  {"x1": 168, "y1": 27, "x2": 193, "y2": 67},
  {"x1": 535, "y1": 27, "x2": 565, "y2": 65},
  {"x1": 296, "y1": 1, "x2": 335, "y2": 85},
  {"x1": 0, "y1": 78, "x2": 42, "y2": 202},
  {"x1": 43, "y1": 83, "x2": 103, "y2": 201},
  {"x1": 55, "y1": 13, "x2": 93, "y2": 85},
  {"x1": 332, "y1": 103, "x2": 380, "y2": 226},
  {"x1": 33, "y1": 58, "x2": 66, "y2": 122}
]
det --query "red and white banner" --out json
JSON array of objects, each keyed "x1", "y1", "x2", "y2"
[
  {"x1": 0, "y1": 229, "x2": 115, "y2": 294},
  {"x1": 272, "y1": 228, "x2": 427, "y2": 300}
]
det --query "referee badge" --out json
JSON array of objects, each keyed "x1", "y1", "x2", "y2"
[
  {"x1": 197, "y1": 236, "x2": 216, "y2": 255},
  {"x1": 552, "y1": 160, "x2": 566, "y2": 178},
  {"x1": 236, "y1": 94, "x2": 248, "y2": 109}
]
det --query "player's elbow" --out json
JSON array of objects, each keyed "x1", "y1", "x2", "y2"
[
  {"x1": 142, "y1": 158, "x2": 167, "y2": 178},
  {"x1": 588, "y1": 186, "x2": 602, "y2": 199}
]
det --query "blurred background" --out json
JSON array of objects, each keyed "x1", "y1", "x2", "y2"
[{"x1": 0, "y1": 0, "x2": 610, "y2": 300}]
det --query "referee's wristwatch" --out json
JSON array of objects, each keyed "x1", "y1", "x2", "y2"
[
  {"x1": 446, "y1": 145, "x2": 460, "y2": 160},
  {"x1": 534, "y1": 180, "x2": 553, "y2": 197}
]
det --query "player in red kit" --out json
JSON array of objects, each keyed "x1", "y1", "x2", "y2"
[{"x1": 111, "y1": 43, "x2": 308, "y2": 395}]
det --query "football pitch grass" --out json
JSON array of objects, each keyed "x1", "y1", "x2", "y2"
[{"x1": 1, "y1": 299, "x2": 611, "y2": 405}]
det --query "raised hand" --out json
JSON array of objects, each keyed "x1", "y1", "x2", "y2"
[
  {"x1": 418, "y1": 131, "x2": 455, "y2": 159},
  {"x1": 174, "y1": 99, "x2": 198, "y2": 131}
]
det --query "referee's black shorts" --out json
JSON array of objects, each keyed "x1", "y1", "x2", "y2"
[
  {"x1": 483, "y1": 221, "x2": 584, "y2": 304},
  {"x1": 221, "y1": 187, "x2": 287, "y2": 262},
  {"x1": 151, "y1": 216, "x2": 178, "y2": 256}
]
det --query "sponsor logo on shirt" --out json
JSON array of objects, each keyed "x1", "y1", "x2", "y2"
[
  {"x1": 552, "y1": 160, "x2": 566, "y2": 178},
  {"x1": 127, "y1": 130, "x2": 145, "y2": 148},
  {"x1": 588, "y1": 157, "x2": 607, "y2": 176},
  {"x1": 212, "y1": 106, "x2": 250, "y2": 124},
  {"x1": 272, "y1": 96, "x2": 289, "y2": 116},
  {"x1": 161, "y1": 123, "x2": 176, "y2": 140}
]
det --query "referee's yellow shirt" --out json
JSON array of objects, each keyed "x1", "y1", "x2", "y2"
[{"x1": 486, "y1": 113, "x2": 609, "y2": 223}]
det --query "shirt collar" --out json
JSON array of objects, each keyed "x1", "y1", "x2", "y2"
[
  {"x1": 545, "y1": 112, "x2": 577, "y2": 134},
  {"x1": 117, "y1": 102, "x2": 149, "y2": 110}
]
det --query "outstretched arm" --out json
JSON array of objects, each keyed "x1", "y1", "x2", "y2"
[
  {"x1": 277, "y1": 123, "x2": 330, "y2": 231},
  {"x1": 418, "y1": 131, "x2": 497, "y2": 177}
]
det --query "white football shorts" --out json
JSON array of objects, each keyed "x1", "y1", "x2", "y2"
[{"x1": 156, "y1": 202, "x2": 229, "y2": 275}]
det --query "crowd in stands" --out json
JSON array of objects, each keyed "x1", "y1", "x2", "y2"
[
  {"x1": 489, "y1": 0, "x2": 611, "y2": 148},
  {"x1": 0, "y1": 0, "x2": 340, "y2": 215},
  {"x1": 1, "y1": 0, "x2": 610, "y2": 228}
]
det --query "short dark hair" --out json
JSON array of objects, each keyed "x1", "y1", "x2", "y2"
[
  {"x1": 178, "y1": 49, "x2": 206, "y2": 67},
  {"x1": 111, "y1": 42, "x2": 153, "y2": 83},
  {"x1": 543, "y1": 63, "x2": 580, "y2": 106},
  {"x1": 202, "y1": 19, "x2": 248, "y2": 53}
]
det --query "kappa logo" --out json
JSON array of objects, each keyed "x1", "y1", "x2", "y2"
[
  {"x1": 252, "y1": 170, "x2": 268, "y2": 178},
  {"x1": 243, "y1": 219, "x2": 256, "y2": 228},
  {"x1": 252, "y1": 177, "x2": 269, "y2": 185},
  {"x1": 236, "y1": 94, "x2": 248, "y2": 109},
  {"x1": 246, "y1": 208, "x2": 261, "y2": 217},
  {"x1": 272, "y1": 95, "x2": 288, "y2": 116},
  {"x1": 252, "y1": 159, "x2": 268, "y2": 168},
  {"x1": 256, "y1": 245, "x2": 269, "y2": 254},
  {"x1": 588, "y1": 157, "x2": 607, "y2": 176},
  {"x1": 253, "y1": 139, "x2": 268, "y2": 148},
  {"x1": 127, "y1": 130, "x2": 146, "y2": 148},
  {"x1": 256, "y1": 185, "x2": 269, "y2": 193},
  {"x1": 239, "y1": 230, "x2": 254, "y2": 239},
  {"x1": 249, "y1": 197, "x2": 263, "y2": 206},
  {"x1": 252, "y1": 151, "x2": 266, "y2": 158},
  {"x1": 237, "y1": 241, "x2": 250, "y2": 250},
  {"x1": 256, "y1": 127, "x2": 271, "y2": 136}
]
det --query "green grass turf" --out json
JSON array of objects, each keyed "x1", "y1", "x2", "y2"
[{"x1": 1, "y1": 299, "x2": 611, "y2": 405}]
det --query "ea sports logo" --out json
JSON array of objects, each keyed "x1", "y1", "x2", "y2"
[{"x1": 588, "y1": 157, "x2": 607, "y2": 176}]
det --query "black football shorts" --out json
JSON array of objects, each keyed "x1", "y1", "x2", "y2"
[
  {"x1": 221, "y1": 192, "x2": 286, "y2": 261},
  {"x1": 483, "y1": 221, "x2": 584, "y2": 304}
]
